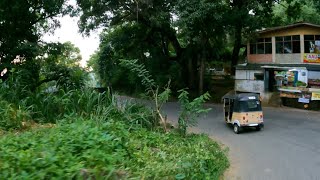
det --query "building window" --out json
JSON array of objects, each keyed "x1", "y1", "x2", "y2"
[
  {"x1": 276, "y1": 35, "x2": 300, "y2": 54},
  {"x1": 250, "y1": 38, "x2": 272, "y2": 54},
  {"x1": 254, "y1": 73, "x2": 264, "y2": 80},
  {"x1": 304, "y1": 35, "x2": 320, "y2": 53}
]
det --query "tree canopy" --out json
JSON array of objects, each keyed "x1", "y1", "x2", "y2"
[
  {"x1": 0, "y1": 1, "x2": 87, "y2": 92},
  {"x1": 0, "y1": 0, "x2": 72, "y2": 66},
  {"x1": 2, "y1": 0, "x2": 320, "y2": 95}
]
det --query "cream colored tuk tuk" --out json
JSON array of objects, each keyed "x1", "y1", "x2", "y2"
[{"x1": 222, "y1": 92, "x2": 264, "y2": 134}]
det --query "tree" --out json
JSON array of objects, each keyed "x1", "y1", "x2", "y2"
[
  {"x1": 175, "y1": 0, "x2": 227, "y2": 94},
  {"x1": 0, "y1": 0, "x2": 71, "y2": 64},
  {"x1": 0, "y1": 0, "x2": 73, "y2": 86},
  {"x1": 37, "y1": 42, "x2": 85, "y2": 90},
  {"x1": 227, "y1": 0, "x2": 276, "y2": 75},
  {"x1": 272, "y1": 0, "x2": 320, "y2": 26},
  {"x1": 76, "y1": 0, "x2": 228, "y2": 95}
]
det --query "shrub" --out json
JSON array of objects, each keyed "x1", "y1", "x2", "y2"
[
  {"x1": 0, "y1": 120, "x2": 229, "y2": 179},
  {"x1": 0, "y1": 120, "x2": 128, "y2": 179}
]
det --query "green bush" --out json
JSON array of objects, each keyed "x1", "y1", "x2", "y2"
[
  {"x1": 0, "y1": 120, "x2": 126, "y2": 179},
  {"x1": 0, "y1": 99, "x2": 31, "y2": 130},
  {"x1": 0, "y1": 120, "x2": 229, "y2": 179}
]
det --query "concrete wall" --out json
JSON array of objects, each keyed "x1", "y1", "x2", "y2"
[
  {"x1": 235, "y1": 80, "x2": 265, "y2": 93},
  {"x1": 235, "y1": 70, "x2": 265, "y2": 95},
  {"x1": 275, "y1": 54, "x2": 301, "y2": 64},
  {"x1": 235, "y1": 80, "x2": 271, "y2": 103},
  {"x1": 236, "y1": 70, "x2": 264, "y2": 80},
  {"x1": 309, "y1": 71, "x2": 320, "y2": 79}
]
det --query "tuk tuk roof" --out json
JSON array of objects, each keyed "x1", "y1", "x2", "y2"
[{"x1": 222, "y1": 91, "x2": 260, "y2": 101}]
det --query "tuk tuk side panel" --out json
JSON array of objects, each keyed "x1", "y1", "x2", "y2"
[
  {"x1": 231, "y1": 112, "x2": 263, "y2": 126},
  {"x1": 223, "y1": 98, "x2": 232, "y2": 123}
]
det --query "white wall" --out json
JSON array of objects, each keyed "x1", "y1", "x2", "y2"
[
  {"x1": 235, "y1": 80, "x2": 265, "y2": 93},
  {"x1": 235, "y1": 71, "x2": 271, "y2": 103},
  {"x1": 235, "y1": 70, "x2": 264, "y2": 80},
  {"x1": 308, "y1": 71, "x2": 320, "y2": 79}
]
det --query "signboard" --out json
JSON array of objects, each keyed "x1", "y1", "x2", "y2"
[
  {"x1": 311, "y1": 92, "x2": 320, "y2": 101},
  {"x1": 304, "y1": 53, "x2": 320, "y2": 63},
  {"x1": 298, "y1": 98, "x2": 310, "y2": 104}
]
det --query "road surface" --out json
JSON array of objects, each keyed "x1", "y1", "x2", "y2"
[{"x1": 162, "y1": 102, "x2": 320, "y2": 180}]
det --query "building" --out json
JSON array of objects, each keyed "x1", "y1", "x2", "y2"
[{"x1": 235, "y1": 22, "x2": 320, "y2": 106}]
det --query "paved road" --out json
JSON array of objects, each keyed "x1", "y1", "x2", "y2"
[{"x1": 162, "y1": 102, "x2": 320, "y2": 180}]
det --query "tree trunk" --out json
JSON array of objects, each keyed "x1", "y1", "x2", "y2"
[
  {"x1": 231, "y1": 25, "x2": 242, "y2": 75},
  {"x1": 180, "y1": 46, "x2": 197, "y2": 91},
  {"x1": 199, "y1": 56, "x2": 205, "y2": 95},
  {"x1": 187, "y1": 57, "x2": 196, "y2": 90},
  {"x1": 198, "y1": 36, "x2": 209, "y2": 95}
]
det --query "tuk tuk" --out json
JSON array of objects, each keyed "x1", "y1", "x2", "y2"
[{"x1": 222, "y1": 92, "x2": 264, "y2": 134}]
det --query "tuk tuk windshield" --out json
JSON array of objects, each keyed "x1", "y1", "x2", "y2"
[{"x1": 238, "y1": 100, "x2": 262, "y2": 112}]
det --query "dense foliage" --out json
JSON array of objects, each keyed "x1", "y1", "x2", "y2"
[
  {"x1": 0, "y1": 0, "x2": 71, "y2": 66},
  {"x1": 0, "y1": 119, "x2": 228, "y2": 179},
  {"x1": 2, "y1": 0, "x2": 319, "y2": 96},
  {"x1": 82, "y1": 0, "x2": 320, "y2": 96},
  {"x1": 0, "y1": 58, "x2": 228, "y2": 179}
]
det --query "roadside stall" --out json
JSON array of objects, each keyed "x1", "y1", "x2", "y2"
[{"x1": 277, "y1": 68, "x2": 320, "y2": 109}]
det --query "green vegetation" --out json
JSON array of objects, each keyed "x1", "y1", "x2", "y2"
[
  {"x1": 178, "y1": 90, "x2": 211, "y2": 136},
  {"x1": 4, "y1": 0, "x2": 320, "y2": 178},
  {"x1": 120, "y1": 59, "x2": 212, "y2": 136},
  {"x1": 0, "y1": 50, "x2": 228, "y2": 179},
  {"x1": 0, "y1": 85, "x2": 229, "y2": 178},
  {"x1": 0, "y1": 120, "x2": 228, "y2": 179},
  {"x1": 83, "y1": 0, "x2": 320, "y2": 98}
]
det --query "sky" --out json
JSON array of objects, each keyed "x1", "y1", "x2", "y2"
[{"x1": 42, "y1": 13, "x2": 101, "y2": 67}]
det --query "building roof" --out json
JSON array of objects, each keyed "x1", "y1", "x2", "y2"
[
  {"x1": 236, "y1": 63, "x2": 320, "y2": 71},
  {"x1": 258, "y1": 22, "x2": 320, "y2": 35},
  {"x1": 222, "y1": 91, "x2": 260, "y2": 101}
]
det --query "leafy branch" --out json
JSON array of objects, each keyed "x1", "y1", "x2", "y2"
[
  {"x1": 178, "y1": 89, "x2": 211, "y2": 136},
  {"x1": 120, "y1": 59, "x2": 211, "y2": 135},
  {"x1": 120, "y1": 59, "x2": 170, "y2": 131}
]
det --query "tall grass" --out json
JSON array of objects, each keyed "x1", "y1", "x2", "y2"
[
  {"x1": 0, "y1": 78, "x2": 157, "y2": 130},
  {"x1": 0, "y1": 99, "x2": 32, "y2": 130},
  {"x1": 25, "y1": 89, "x2": 113, "y2": 123}
]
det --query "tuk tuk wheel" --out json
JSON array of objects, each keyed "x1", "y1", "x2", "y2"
[
  {"x1": 233, "y1": 124, "x2": 241, "y2": 134},
  {"x1": 256, "y1": 126, "x2": 261, "y2": 131}
]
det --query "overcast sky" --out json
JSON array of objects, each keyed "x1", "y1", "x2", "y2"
[{"x1": 42, "y1": 14, "x2": 101, "y2": 67}]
